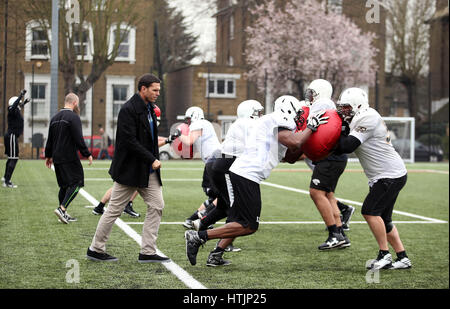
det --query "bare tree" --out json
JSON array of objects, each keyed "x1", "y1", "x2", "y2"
[
  {"x1": 21, "y1": 0, "x2": 145, "y2": 113},
  {"x1": 384, "y1": 0, "x2": 435, "y2": 120}
]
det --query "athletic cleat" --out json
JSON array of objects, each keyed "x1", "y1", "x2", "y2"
[
  {"x1": 92, "y1": 205, "x2": 104, "y2": 215},
  {"x1": 185, "y1": 230, "x2": 205, "y2": 266},
  {"x1": 389, "y1": 257, "x2": 412, "y2": 269},
  {"x1": 206, "y1": 250, "x2": 231, "y2": 267},
  {"x1": 123, "y1": 202, "x2": 140, "y2": 217},
  {"x1": 3, "y1": 181, "x2": 18, "y2": 188},
  {"x1": 318, "y1": 233, "x2": 345, "y2": 250},
  {"x1": 338, "y1": 235, "x2": 351, "y2": 249},
  {"x1": 193, "y1": 219, "x2": 201, "y2": 231},
  {"x1": 66, "y1": 213, "x2": 78, "y2": 222},
  {"x1": 183, "y1": 219, "x2": 194, "y2": 229},
  {"x1": 86, "y1": 248, "x2": 118, "y2": 262},
  {"x1": 54, "y1": 207, "x2": 69, "y2": 224},
  {"x1": 367, "y1": 253, "x2": 393, "y2": 270},
  {"x1": 341, "y1": 205, "x2": 355, "y2": 231}
]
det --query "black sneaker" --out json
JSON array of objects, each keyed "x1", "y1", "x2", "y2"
[
  {"x1": 341, "y1": 205, "x2": 355, "y2": 231},
  {"x1": 123, "y1": 202, "x2": 140, "y2": 217},
  {"x1": 138, "y1": 253, "x2": 171, "y2": 263},
  {"x1": 54, "y1": 207, "x2": 69, "y2": 224},
  {"x1": 86, "y1": 248, "x2": 118, "y2": 262},
  {"x1": 338, "y1": 234, "x2": 351, "y2": 249},
  {"x1": 92, "y1": 205, "x2": 104, "y2": 215},
  {"x1": 318, "y1": 232, "x2": 345, "y2": 250},
  {"x1": 206, "y1": 250, "x2": 231, "y2": 267},
  {"x1": 185, "y1": 230, "x2": 205, "y2": 266},
  {"x1": 66, "y1": 213, "x2": 77, "y2": 222},
  {"x1": 3, "y1": 181, "x2": 17, "y2": 188}
]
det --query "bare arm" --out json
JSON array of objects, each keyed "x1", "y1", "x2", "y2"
[
  {"x1": 179, "y1": 129, "x2": 202, "y2": 146},
  {"x1": 277, "y1": 128, "x2": 313, "y2": 150}
]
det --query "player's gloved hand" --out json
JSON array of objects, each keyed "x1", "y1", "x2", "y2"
[
  {"x1": 20, "y1": 98, "x2": 30, "y2": 108},
  {"x1": 19, "y1": 89, "x2": 27, "y2": 98},
  {"x1": 307, "y1": 110, "x2": 328, "y2": 132}
]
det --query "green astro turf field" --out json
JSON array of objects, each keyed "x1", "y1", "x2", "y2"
[{"x1": 0, "y1": 159, "x2": 448, "y2": 289}]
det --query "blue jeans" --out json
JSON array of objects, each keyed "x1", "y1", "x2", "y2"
[{"x1": 97, "y1": 149, "x2": 111, "y2": 160}]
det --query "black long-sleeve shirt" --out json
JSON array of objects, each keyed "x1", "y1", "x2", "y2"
[
  {"x1": 45, "y1": 108, "x2": 91, "y2": 164},
  {"x1": 7, "y1": 97, "x2": 24, "y2": 136}
]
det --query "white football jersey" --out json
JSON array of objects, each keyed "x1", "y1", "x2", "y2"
[
  {"x1": 230, "y1": 110, "x2": 296, "y2": 184},
  {"x1": 189, "y1": 119, "x2": 221, "y2": 162},
  {"x1": 310, "y1": 97, "x2": 336, "y2": 114},
  {"x1": 221, "y1": 118, "x2": 257, "y2": 157},
  {"x1": 349, "y1": 108, "x2": 407, "y2": 183}
]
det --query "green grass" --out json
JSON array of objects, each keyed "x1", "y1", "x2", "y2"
[{"x1": 0, "y1": 159, "x2": 448, "y2": 289}]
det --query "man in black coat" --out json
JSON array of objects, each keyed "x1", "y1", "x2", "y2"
[
  {"x1": 88, "y1": 73, "x2": 169, "y2": 263},
  {"x1": 45, "y1": 93, "x2": 93, "y2": 224}
]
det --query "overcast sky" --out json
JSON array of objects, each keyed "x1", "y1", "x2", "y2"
[{"x1": 168, "y1": 0, "x2": 216, "y2": 64}]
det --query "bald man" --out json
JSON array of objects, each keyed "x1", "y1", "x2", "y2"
[{"x1": 45, "y1": 93, "x2": 93, "y2": 224}]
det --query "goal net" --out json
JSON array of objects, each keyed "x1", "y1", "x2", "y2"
[{"x1": 348, "y1": 117, "x2": 416, "y2": 163}]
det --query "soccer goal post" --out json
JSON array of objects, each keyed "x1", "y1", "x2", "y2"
[{"x1": 347, "y1": 117, "x2": 416, "y2": 163}]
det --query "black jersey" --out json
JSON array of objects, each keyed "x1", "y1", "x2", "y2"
[
  {"x1": 45, "y1": 108, "x2": 91, "y2": 164},
  {"x1": 6, "y1": 98, "x2": 24, "y2": 136}
]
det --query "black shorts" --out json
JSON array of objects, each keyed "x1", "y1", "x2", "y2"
[
  {"x1": 203, "y1": 161, "x2": 219, "y2": 199},
  {"x1": 309, "y1": 160, "x2": 347, "y2": 193},
  {"x1": 361, "y1": 174, "x2": 407, "y2": 222},
  {"x1": 54, "y1": 161, "x2": 84, "y2": 188},
  {"x1": 210, "y1": 157, "x2": 236, "y2": 211},
  {"x1": 227, "y1": 172, "x2": 262, "y2": 231},
  {"x1": 4, "y1": 133, "x2": 19, "y2": 159}
]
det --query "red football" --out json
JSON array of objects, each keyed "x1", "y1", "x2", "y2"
[
  {"x1": 171, "y1": 123, "x2": 194, "y2": 159},
  {"x1": 301, "y1": 109, "x2": 342, "y2": 162}
]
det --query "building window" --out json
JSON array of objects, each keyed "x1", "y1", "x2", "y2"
[
  {"x1": 109, "y1": 24, "x2": 136, "y2": 63},
  {"x1": 31, "y1": 84, "x2": 46, "y2": 116},
  {"x1": 203, "y1": 73, "x2": 240, "y2": 98},
  {"x1": 25, "y1": 20, "x2": 51, "y2": 61},
  {"x1": 73, "y1": 26, "x2": 90, "y2": 57},
  {"x1": 112, "y1": 85, "x2": 128, "y2": 117},
  {"x1": 327, "y1": 0, "x2": 343, "y2": 14},
  {"x1": 71, "y1": 23, "x2": 93, "y2": 60}
]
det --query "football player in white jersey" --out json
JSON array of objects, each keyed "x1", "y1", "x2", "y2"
[
  {"x1": 184, "y1": 97, "x2": 329, "y2": 266},
  {"x1": 335, "y1": 87, "x2": 411, "y2": 270},
  {"x1": 304, "y1": 79, "x2": 354, "y2": 250},
  {"x1": 179, "y1": 107, "x2": 222, "y2": 229},
  {"x1": 193, "y1": 100, "x2": 263, "y2": 266}
]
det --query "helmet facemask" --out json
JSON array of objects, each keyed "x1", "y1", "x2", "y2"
[
  {"x1": 304, "y1": 88, "x2": 318, "y2": 106},
  {"x1": 294, "y1": 109, "x2": 306, "y2": 130}
]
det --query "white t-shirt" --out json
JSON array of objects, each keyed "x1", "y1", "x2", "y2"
[
  {"x1": 221, "y1": 118, "x2": 257, "y2": 157},
  {"x1": 230, "y1": 110, "x2": 296, "y2": 184},
  {"x1": 349, "y1": 108, "x2": 407, "y2": 184},
  {"x1": 189, "y1": 119, "x2": 221, "y2": 162}
]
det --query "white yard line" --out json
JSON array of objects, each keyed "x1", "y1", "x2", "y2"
[
  {"x1": 261, "y1": 181, "x2": 448, "y2": 224},
  {"x1": 78, "y1": 188, "x2": 206, "y2": 289}
]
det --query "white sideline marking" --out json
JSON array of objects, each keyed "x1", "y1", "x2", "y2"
[
  {"x1": 261, "y1": 181, "x2": 448, "y2": 224},
  {"x1": 84, "y1": 177, "x2": 448, "y2": 224},
  {"x1": 78, "y1": 188, "x2": 206, "y2": 289},
  {"x1": 124, "y1": 220, "x2": 446, "y2": 225}
]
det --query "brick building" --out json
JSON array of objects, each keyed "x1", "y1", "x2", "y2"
[
  {"x1": 428, "y1": 0, "x2": 449, "y2": 119},
  {"x1": 0, "y1": 1, "x2": 155, "y2": 158},
  {"x1": 166, "y1": 0, "x2": 388, "y2": 136}
]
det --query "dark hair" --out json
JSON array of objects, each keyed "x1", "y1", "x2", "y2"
[{"x1": 138, "y1": 74, "x2": 161, "y2": 91}]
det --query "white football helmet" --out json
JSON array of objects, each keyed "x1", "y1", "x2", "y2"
[
  {"x1": 237, "y1": 100, "x2": 264, "y2": 119},
  {"x1": 336, "y1": 87, "x2": 369, "y2": 121},
  {"x1": 8, "y1": 96, "x2": 20, "y2": 110},
  {"x1": 184, "y1": 106, "x2": 204, "y2": 122},
  {"x1": 304, "y1": 79, "x2": 333, "y2": 106},
  {"x1": 274, "y1": 95, "x2": 303, "y2": 120},
  {"x1": 9, "y1": 96, "x2": 19, "y2": 107}
]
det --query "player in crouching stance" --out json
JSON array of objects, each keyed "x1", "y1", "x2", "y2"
[
  {"x1": 184, "y1": 99, "x2": 329, "y2": 266},
  {"x1": 335, "y1": 88, "x2": 411, "y2": 270}
]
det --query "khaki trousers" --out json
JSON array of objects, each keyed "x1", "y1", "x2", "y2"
[{"x1": 90, "y1": 173, "x2": 164, "y2": 255}]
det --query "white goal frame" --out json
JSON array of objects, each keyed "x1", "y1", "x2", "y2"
[{"x1": 348, "y1": 116, "x2": 416, "y2": 163}]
